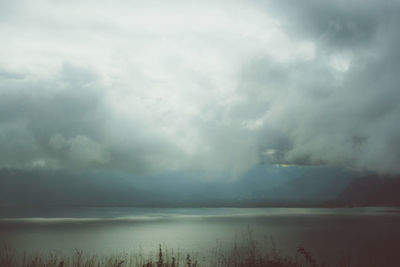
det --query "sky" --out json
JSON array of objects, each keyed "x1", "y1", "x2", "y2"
[{"x1": 1, "y1": 0, "x2": 400, "y2": 183}]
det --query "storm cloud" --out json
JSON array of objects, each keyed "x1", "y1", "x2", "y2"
[{"x1": 0, "y1": 0, "x2": 399, "y2": 175}]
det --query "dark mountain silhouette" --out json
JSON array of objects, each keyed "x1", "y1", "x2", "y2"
[
  {"x1": 0, "y1": 167, "x2": 360, "y2": 208},
  {"x1": 0, "y1": 169, "x2": 158, "y2": 207},
  {"x1": 263, "y1": 167, "x2": 355, "y2": 201},
  {"x1": 337, "y1": 175, "x2": 400, "y2": 206}
]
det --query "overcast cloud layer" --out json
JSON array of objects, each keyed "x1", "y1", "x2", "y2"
[{"x1": 0, "y1": 0, "x2": 399, "y2": 175}]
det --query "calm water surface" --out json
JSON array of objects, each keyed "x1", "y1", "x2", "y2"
[{"x1": 1, "y1": 207, "x2": 400, "y2": 266}]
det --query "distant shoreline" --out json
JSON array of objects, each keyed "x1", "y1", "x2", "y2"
[{"x1": 2, "y1": 201, "x2": 400, "y2": 209}]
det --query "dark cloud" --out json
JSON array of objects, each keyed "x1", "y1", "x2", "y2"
[
  {"x1": 0, "y1": 63, "x2": 107, "y2": 169},
  {"x1": 239, "y1": 0, "x2": 400, "y2": 173},
  {"x1": 255, "y1": 0, "x2": 396, "y2": 49},
  {"x1": 0, "y1": 63, "x2": 190, "y2": 173},
  {"x1": 0, "y1": 0, "x2": 399, "y2": 175}
]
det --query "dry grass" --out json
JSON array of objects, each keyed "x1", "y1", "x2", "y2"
[
  {"x1": 0, "y1": 231, "x2": 323, "y2": 267},
  {"x1": 0, "y1": 245, "x2": 320, "y2": 267}
]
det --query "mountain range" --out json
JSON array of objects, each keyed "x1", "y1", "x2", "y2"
[{"x1": 1, "y1": 167, "x2": 399, "y2": 207}]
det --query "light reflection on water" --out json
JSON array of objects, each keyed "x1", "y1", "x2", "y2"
[{"x1": 1, "y1": 207, "x2": 400, "y2": 266}]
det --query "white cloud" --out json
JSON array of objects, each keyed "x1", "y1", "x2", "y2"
[
  {"x1": 330, "y1": 53, "x2": 351, "y2": 73},
  {"x1": 0, "y1": 0, "x2": 399, "y2": 175}
]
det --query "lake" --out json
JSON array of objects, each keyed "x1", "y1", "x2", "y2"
[{"x1": 1, "y1": 207, "x2": 400, "y2": 266}]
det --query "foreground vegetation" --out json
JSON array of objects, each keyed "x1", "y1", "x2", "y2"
[
  {"x1": 2, "y1": 230, "x2": 386, "y2": 267},
  {"x1": 0, "y1": 229, "x2": 322, "y2": 267},
  {"x1": 2, "y1": 227, "x2": 373, "y2": 267},
  {"x1": 0, "y1": 242, "x2": 321, "y2": 267}
]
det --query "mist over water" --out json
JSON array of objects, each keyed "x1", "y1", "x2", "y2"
[
  {"x1": 1, "y1": 1, "x2": 400, "y2": 266},
  {"x1": 2, "y1": 207, "x2": 400, "y2": 266}
]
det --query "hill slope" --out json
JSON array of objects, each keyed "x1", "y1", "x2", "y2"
[{"x1": 338, "y1": 175, "x2": 400, "y2": 206}]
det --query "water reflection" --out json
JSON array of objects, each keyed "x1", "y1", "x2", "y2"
[{"x1": 1, "y1": 207, "x2": 400, "y2": 266}]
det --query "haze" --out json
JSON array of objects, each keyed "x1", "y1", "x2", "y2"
[{"x1": 1, "y1": 0, "x2": 400, "y2": 206}]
